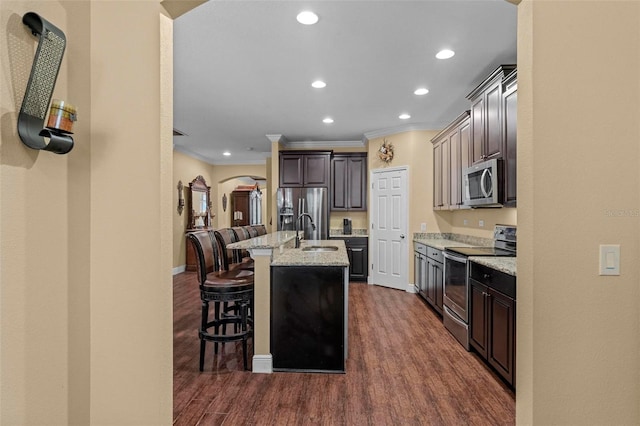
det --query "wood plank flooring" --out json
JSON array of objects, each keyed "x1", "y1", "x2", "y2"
[{"x1": 173, "y1": 272, "x2": 515, "y2": 425}]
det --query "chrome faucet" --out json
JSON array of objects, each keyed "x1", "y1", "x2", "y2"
[{"x1": 295, "y1": 213, "x2": 316, "y2": 248}]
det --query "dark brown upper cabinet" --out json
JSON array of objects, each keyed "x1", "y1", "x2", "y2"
[
  {"x1": 502, "y1": 69, "x2": 517, "y2": 207},
  {"x1": 431, "y1": 111, "x2": 470, "y2": 211},
  {"x1": 330, "y1": 153, "x2": 367, "y2": 211},
  {"x1": 279, "y1": 151, "x2": 331, "y2": 188},
  {"x1": 467, "y1": 65, "x2": 516, "y2": 165}
]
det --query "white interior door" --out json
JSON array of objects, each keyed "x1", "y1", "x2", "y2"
[{"x1": 370, "y1": 167, "x2": 409, "y2": 291}]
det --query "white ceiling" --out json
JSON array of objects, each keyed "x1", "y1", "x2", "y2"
[{"x1": 173, "y1": 0, "x2": 517, "y2": 165}]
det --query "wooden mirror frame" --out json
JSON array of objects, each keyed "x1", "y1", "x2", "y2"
[{"x1": 187, "y1": 175, "x2": 211, "y2": 229}]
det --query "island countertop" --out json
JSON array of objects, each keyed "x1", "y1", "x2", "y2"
[
  {"x1": 226, "y1": 231, "x2": 297, "y2": 250},
  {"x1": 271, "y1": 239, "x2": 350, "y2": 267}
]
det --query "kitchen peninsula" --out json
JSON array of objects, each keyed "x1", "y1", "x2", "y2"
[{"x1": 227, "y1": 232, "x2": 350, "y2": 374}]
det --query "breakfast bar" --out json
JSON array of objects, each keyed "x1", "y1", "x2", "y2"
[{"x1": 227, "y1": 232, "x2": 350, "y2": 373}]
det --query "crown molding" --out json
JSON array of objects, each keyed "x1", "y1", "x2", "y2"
[
  {"x1": 363, "y1": 123, "x2": 441, "y2": 141},
  {"x1": 173, "y1": 145, "x2": 267, "y2": 166},
  {"x1": 280, "y1": 139, "x2": 365, "y2": 149},
  {"x1": 265, "y1": 134, "x2": 286, "y2": 144}
]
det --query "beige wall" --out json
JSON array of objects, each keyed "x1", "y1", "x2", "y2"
[
  {"x1": 1, "y1": 1, "x2": 173, "y2": 424},
  {"x1": 211, "y1": 163, "x2": 267, "y2": 229},
  {"x1": 368, "y1": 131, "x2": 517, "y2": 284},
  {"x1": 517, "y1": 1, "x2": 640, "y2": 424},
  {"x1": 171, "y1": 155, "x2": 268, "y2": 269},
  {"x1": 172, "y1": 150, "x2": 214, "y2": 268},
  {"x1": 2, "y1": 1, "x2": 639, "y2": 424}
]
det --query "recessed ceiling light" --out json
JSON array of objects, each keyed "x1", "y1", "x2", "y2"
[
  {"x1": 399, "y1": 113, "x2": 411, "y2": 120},
  {"x1": 414, "y1": 88, "x2": 429, "y2": 96},
  {"x1": 323, "y1": 117, "x2": 334, "y2": 124},
  {"x1": 296, "y1": 11, "x2": 318, "y2": 25},
  {"x1": 312, "y1": 80, "x2": 326, "y2": 89},
  {"x1": 223, "y1": 151, "x2": 231, "y2": 156},
  {"x1": 436, "y1": 49, "x2": 455, "y2": 59}
]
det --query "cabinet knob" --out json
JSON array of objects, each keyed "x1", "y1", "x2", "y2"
[{"x1": 483, "y1": 273, "x2": 491, "y2": 279}]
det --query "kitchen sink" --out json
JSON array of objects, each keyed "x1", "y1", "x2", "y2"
[{"x1": 302, "y1": 246, "x2": 339, "y2": 252}]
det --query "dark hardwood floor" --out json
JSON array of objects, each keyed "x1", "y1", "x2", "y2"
[{"x1": 173, "y1": 272, "x2": 515, "y2": 425}]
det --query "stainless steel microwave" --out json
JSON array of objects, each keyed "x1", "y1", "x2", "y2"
[{"x1": 463, "y1": 158, "x2": 503, "y2": 207}]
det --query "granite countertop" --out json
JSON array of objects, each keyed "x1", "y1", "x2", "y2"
[
  {"x1": 271, "y1": 239, "x2": 350, "y2": 267},
  {"x1": 226, "y1": 231, "x2": 296, "y2": 250},
  {"x1": 413, "y1": 238, "x2": 475, "y2": 251},
  {"x1": 330, "y1": 228, "x2": 368, "y2": 238},
  {"x1": 469, "y1": 256, "x2": 517, "y2": 276}
]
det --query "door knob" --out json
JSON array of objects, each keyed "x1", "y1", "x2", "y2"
[{"x1": 400, "y1": 234, "x2": 405, "y2": 239}]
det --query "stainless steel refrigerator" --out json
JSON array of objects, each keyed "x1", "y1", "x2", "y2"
[{"x1": 276, "y1": 187, "x2": 329, "y2": 240}]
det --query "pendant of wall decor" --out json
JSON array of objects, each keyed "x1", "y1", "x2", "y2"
[
  {"x1": 222, "y1": 193, "x2": 227, "y2": 212},
  {"x1": 378, "y1": 138, "x2": 394, "y2": 163}
]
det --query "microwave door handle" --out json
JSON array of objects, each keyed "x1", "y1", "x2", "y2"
[{"x1": 480, "y1": 169, "x2": 491, "y2": 198}]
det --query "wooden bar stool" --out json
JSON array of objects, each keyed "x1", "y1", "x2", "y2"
[
  {"x1": 253, "y1": 224, "x2": 267, "y2": 235},
  {"x1": 187, "y1": 231, "x2": 254, "y2": 371},
  {"x1": 214, "y1": 228, "x2": 253, "y2": 271},
  {"x1": 243, "y1": 225, "x2": 259, "y2": 238}
]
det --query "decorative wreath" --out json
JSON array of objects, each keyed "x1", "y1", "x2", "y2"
[{"x1": 378, "y1": 139, "x2": 394, "y2": 163}]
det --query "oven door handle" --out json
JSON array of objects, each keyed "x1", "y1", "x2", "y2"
[{"x1": 443, "y1": 251, "x2": 468, "y2": 264}]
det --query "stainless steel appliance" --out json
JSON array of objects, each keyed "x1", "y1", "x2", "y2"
[
  {"x1": 276, "y1": 187, "x2": 329, "y2": 240},
  {"x1": 442, "y1": 225, "x2": 516, "y2": 350},
  {"x1": 463, "y1": 158, "x2": 503, "y2": 207}
]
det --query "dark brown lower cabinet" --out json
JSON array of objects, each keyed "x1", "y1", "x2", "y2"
[
  {"x1": 469, "y1": 262, "x2": 516, "y2": 388},
  {"x1": 331, "y1": 236, "x2": 368, "y2": 281}
]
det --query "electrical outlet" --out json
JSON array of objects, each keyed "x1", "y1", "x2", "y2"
[
  {"x1": 420, "y1": 223, "x2": 426, "y2": 232},
  {"x1": 479, "y1": 220, "x2": 484, "y2": 227},
  {"x1": 463, "y1": 219, "x2": 468, "y2": 226}
]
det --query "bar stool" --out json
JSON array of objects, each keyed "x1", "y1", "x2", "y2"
[
  {"x1": 243, "y1": 225, "x2": 259, "y2": 238},
  {"x1": 214, "y1": 228, "x2": 253, "y2": 271},
  {"x1": 253, "y1": 224, "x2": 267, "y2": 235},
  {"x1": 231, "y1": 226, "x2": 252, "y2": 260},
  {"x1": 187, "y1": 231, "x2": 254, "y2": 371}
]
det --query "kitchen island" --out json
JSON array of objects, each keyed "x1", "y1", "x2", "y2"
[
  {"x1": 271, "y1": 240, "x2": 350, "y2": 372},
  {"x1": 227, "y1": 233, "x2": 349, "y2": 374}
]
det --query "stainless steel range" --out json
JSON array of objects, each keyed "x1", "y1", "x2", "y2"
[{"x1": 442, "y1": 225, "x2": 516, "y2": 350}]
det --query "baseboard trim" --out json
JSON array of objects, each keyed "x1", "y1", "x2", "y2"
[
  {"x1": 252, "y1": 354, "x2": 273, "y2": 374},
  {"x1": 172, "y1": 265, "x2": 186, "y2": 275},
  {"x1": 406, "y1": 283, "x2": 418, "y2": 293}
]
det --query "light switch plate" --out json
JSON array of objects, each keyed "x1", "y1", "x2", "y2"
[{"x1": 599, "y1": 244, "x2": 620, "y2": 276}]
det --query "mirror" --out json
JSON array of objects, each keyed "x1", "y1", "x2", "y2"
[{"x1": 188, "y1": 175, "x2": 211, "y2": 229}]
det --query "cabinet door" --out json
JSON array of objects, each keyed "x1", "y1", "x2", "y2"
[
  {"x1": 303, "y1": 153, "x2": 330, "y2": 187},
  {"x1": 489, "y1": 289, "x2": 516, "y2": 386},
  {"x1": 425, "y1": 259, "x2": 438, "y2": 308},
  {"x1": 485, "y1": 82, "x2": 503, "y2": 160},
  {"x1": 470, "y1": 97, "x2": 485, "y2": 164},
  {"x1": 433, "y1": 260, "x2": 444, "y2": 313},
  {"x1": 503, "y1": 82, "x2": 517, "y2": 207},
  {"x1": 349, "y1": 245, "x2": 368, "y2": 281},
  {"x1": 458, "y1": 120, "x2": 471, "y2": 209},
  {"x1": 230, "y1": 191, "x2": 250, "y2": 226},
  {"x1": 347, "y1": 156, "x2": 367, "y2": 210},
  {"x1": 280, "y1": 154, "x2": 304, "y2": 187},
  {"x1": 470, "y1": 279, "x2": 489, "y2": 358},
  {"x1": 433, "y1": 142, "x2": 442, "y2": 209},
  {"x1": 330, "y1": 156, "x2": 348, "y2": 210},
  {"x1": 414, "y1": 252, "x2": 422, "y2": 295},
  {"x1": 449, "y1": 129, "x2": 461, "y2": 209},
  {"x1": 441, "y1": 137, "x2": 451, "y2": 209}
]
